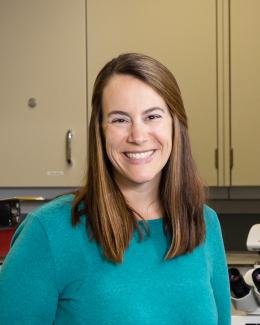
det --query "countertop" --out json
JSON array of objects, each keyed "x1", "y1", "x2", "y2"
[{"x1": 227, "y1": 251, "x2": 260, "y2": 266}]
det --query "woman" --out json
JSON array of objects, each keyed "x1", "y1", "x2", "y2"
[{"x1": 0, "y1": 53, "x2": 231, "y2": 324}]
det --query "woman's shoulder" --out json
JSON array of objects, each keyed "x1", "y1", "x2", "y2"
[
  {"x1": 8, "y1": 194, "x2": 88, "y2": 292},
  {"x1": 203, "y1": 204, "x2": 219, "y2": 222},
  {"x1": 202, "y1": 204, "x2": 223, "y2": 243},
  {"x1": 32, "y1": 193, "x2": 74, "y2": 219},
  {"x1": 15, "y1": 194, "x2": 76, "y2": 238},
  {"x1": 11, "y1": 193, "x2": 87, "y2": 258},
  {"x1": 202, "y1": 204, "x2": 221, "y2": 233}
]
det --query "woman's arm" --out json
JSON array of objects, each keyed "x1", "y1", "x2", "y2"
[
  {"x1": 0, "y1": 214, "x2": 58, "y2": 324},
  {"x1": 205, "y1": 207, "x2": 232, "y2": 325}
]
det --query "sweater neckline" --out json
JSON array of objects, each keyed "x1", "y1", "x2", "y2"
[{"x1": 138, "y1": 217, "x2": 163, "y2": 224}]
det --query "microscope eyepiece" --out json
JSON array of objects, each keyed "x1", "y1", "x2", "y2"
[
  {"x1": 229, "y1": 267, "x2": 251, "y2": 298},
  {"x1": 252, "y1": 268, "x2": 260, "y2": 292}
]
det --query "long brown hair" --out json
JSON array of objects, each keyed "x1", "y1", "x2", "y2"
[{"x1": 72, "y1": 53, "x2": 205, "y2": 263}]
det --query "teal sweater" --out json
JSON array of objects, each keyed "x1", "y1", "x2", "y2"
[{"x1": 0, "y1": 195, "x2": 231, "y2": 324}]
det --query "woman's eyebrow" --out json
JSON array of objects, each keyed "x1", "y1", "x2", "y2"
[
  {"x1": 107, "y1": 107, "x2": 165, "y2": 117},
  {"x1": 107, "y1": 110, "x2": 130, "y2": 117},
  {"x1": 143, "y1": 107, "x2": 165, "y2": 114}
]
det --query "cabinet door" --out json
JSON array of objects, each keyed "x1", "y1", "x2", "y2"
[
  {"x1": 0, "y1": 0, "x2": 86, "y2": 186},
  {"x1": 87, "y1": 0, "x2": 218, "y2": 185},
  {"x1": 230, "y1": 0, "x2": 260, "y2": 185}
]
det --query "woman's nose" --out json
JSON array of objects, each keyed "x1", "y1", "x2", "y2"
[{"x1": 127, "y1": 122, "x2": 148, "y2": 145}]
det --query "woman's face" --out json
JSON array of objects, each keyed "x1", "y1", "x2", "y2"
[{"x1": 102, "y1": 74, "x2": 172, "y2": 188}]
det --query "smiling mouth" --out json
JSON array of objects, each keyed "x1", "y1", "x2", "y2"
[{"x1": 123, "y1": 150, "x2": 155, "y2": 160}]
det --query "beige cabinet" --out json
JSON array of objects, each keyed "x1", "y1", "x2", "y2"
[
  {"x1": 87, "y1": 0, "x2": 260, "y2": 187},
  {"x1": 0, "y1": 0, "x2": 87, "y2": 186},
  {"x1": 87, "y1": 0, "x2": 219, "y2": 186},
  {"x1": 2, "y1": 1, "x2": 258, "y2": 188},
  {"x1": 230, "y1": 0, "x2": 260, "y2": 185}
]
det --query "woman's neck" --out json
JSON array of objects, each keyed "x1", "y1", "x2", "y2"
[{"x1": 115, "y1": 174, "x2": 163, "y2": 220}]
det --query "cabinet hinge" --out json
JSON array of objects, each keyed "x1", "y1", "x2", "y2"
[
  {"x1": 214, "y1": 148, "x2": 218, "y2": 169},
  {"x1": 230, "y1": 148, "x2": 234, "y2": 170}
]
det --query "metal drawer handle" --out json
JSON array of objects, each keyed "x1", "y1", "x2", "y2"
[{"x1": 66, "y1": 129, "x2": 73, "y2": 165}]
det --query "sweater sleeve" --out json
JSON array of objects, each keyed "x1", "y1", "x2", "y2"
[
  {"x1": 205, "y1": 207, "x2": 232, "y2": 325},
  {"x1": 0, "y1": 213, "x2": 58, "y2": 324}
]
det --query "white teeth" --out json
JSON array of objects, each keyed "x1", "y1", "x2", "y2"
[{"x1": 125, "y1": 150, "x2": 154, "y2": 160}]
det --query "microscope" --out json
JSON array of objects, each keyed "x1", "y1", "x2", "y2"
[{"x1": 231, "y1": 224, "x2": 260, "y2": 324}]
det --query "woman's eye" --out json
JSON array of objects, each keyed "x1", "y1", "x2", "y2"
[
  {"x1": 147, "y1": 114, "x2": 161, "y2": 120},
  {"x1": 111, "y1": 118, "x2": 128, "y2": 123}
]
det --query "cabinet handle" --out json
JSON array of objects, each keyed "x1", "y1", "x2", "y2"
[
  {"x1": 230, "y1": 148, "x2": 234, "y2": 170},
  {"x1": 215, "y1": 148, "x2": 218, "y2": 169},
  {"x1": 66, "y1": 129, "x2": 73, "y2": 165}
]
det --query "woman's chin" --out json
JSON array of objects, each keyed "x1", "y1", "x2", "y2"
[{"x1": 118, "y1": 172, "x2": 161, "y2": 187}]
